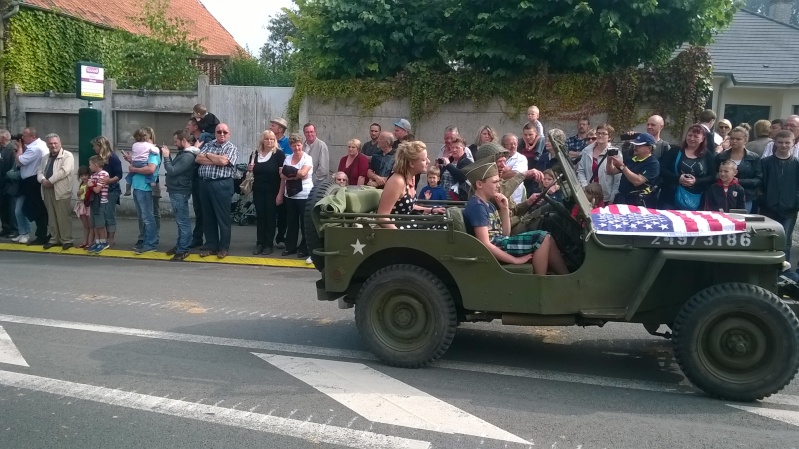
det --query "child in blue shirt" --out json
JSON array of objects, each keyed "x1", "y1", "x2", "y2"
[
  {"x1": 462, "y1": 160, "x2": 568, "y2": 275},
  {"x1": 418, "y1": 166, "x2": 448, "y2": 201}
]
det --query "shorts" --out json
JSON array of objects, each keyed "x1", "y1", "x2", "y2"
[
  {"x1": 90, "y1": 202, "x2": 108, "y2": 228},
  {"x1": 491, "y1": 230, "x2": 548, "y2": 256}
]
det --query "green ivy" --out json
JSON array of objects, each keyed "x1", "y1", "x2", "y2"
[
  {"x1": 3, "y1": 7, "x2": 200, "y2": 92},
  {"x1": 287, "y1": 46, "x2": 712, "y2": 135}
]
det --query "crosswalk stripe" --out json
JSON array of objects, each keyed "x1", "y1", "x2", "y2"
[
  {"x1": 0, "y1": 369, "x2": 430, "y2": 449},
  {"x1": 256, "y1": 353, "x2": 529, "y2": 445},
  {"x1": 0, "y1": 325, "x2": 28, "y2": 367},
  {"x1": 727, "y1": 404, "x2": 799, "y2": 427}
]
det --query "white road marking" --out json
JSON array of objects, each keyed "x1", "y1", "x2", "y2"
[
  {"x1": 256, "y1": 354, "x2": 529, "y2": 445},
  {"x1": 0, "y1": 369, "x2": 430, "y2": 449},
  {"x1": 0, "y1": 325, "x2": 28, "y2": 367},
  {"x1": 727, "y1": 405, "x2": 799, "y2": 427}
]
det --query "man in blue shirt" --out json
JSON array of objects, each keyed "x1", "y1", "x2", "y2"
[
  {"x1": 270, "y1": 118, "x2": 292, "y2": 156},
  {"x1": 606, "y1": 133, "x2": 660, "y2": 208}
]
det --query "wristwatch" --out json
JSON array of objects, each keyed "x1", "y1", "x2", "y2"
[{"x1": 619, "y1": 165, "x2": 626, "y2": 171}]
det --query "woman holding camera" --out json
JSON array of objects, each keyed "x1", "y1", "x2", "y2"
[
  {"x1": 576, "y1": 124, "x2": 621, "y2": 204},
  {"x1": 659, "y1": 124, "x2": 716, "y2": 211},
  {"x1": 439, "y1": 137, "x2": 473, "y2": 200}
]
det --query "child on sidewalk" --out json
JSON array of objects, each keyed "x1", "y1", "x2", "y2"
[
  {"x1": 418, "y1": 165, "x2": 448, "y2": 201},
  {"x1": 705, "y1": 160, "x2": 745, "y2": 212},
  {"x1": 462, "y1": 160, "x2": 568, "y2": 275},
  {"x1": 87, "y1": 156, "x2": 110, "y2": 253},
  {"x1": 124, "y1": 128, "x2": 159, "y2": 196},
  {"x1": 74, "y1": 166, "x2": 93, "y2": 248}
]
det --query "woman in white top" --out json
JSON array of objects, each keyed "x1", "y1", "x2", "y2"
[
  {"x1": 576, "y1": 123, "x2": 621, "y2": 204},
  {"x1": 277, "y1": 133, "x2": 313, "y2": 258}
]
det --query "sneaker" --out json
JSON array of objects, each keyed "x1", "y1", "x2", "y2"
[
  {"x1": 7, "y1": 233, "x2": 19, "y2": 239},
  {"x1": 87, "y1": 243, "x2": 100, "y2": 253},
  {"x1": 95, "y1": 242, "x2": 109, "y2": 253},
  {"x1": 18, "y1": 235, "x2": 29, "y2": 244},
  {"x1": 170, "y1": 252, "x2": 189, "y2": 261},
  {"x1": 12, "y1": 234, "x2": 25, "y2": 243},
  {"x1": 166, "y1": 246, "x2": 177, "y2": 256},
  {"x1": 306, "y1": 257, "x2": 312, "y2": 264},
  {"x1": 134, "y1": 247, "x2": 156, "y2": 255}
]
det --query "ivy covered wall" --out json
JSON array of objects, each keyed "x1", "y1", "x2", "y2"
[{"x1": 3, "y1": 8, "x2": 199, "y2": 92}]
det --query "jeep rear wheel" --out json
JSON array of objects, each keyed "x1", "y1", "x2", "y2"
[
  {"x1": 355, "y1": 264, "x2": 457, "y2": 368},
  {"x1": 673, "y1": 283, "x2": 799, "y2": 401}
]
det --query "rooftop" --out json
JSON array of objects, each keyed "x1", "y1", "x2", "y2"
[{"x1": 22, "y1": 0, "x2": 241, "y2": 57}]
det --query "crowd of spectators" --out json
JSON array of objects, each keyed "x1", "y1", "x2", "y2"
[{"x1": 1, "y1": 104, "x2": 798, "y2": 266}]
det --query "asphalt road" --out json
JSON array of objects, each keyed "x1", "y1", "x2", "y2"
[{"x1": 1, "y1": 252, "x2": 798, "y2": 449}]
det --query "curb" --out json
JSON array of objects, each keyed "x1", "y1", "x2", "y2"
[{"x1": 0, "y1": 244, "x2": 315, "y2": 269}]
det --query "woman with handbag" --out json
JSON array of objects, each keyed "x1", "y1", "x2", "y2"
[
  {"x1": 659, "y1": 124, "x2": 717, "y2": 210},
  {"x1": 277, "y1": 133, "x2": 313, "y2": 259},
  {"x1": 248, "y1": 130, "x2": 286, "y2": 255}
]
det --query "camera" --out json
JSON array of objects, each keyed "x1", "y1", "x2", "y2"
[
  {"x1": 436, "y1": 158, "x2": 445, "y2": 165},
  {"x1": 10, "y1": 133, "x2": 23, "y2": 141},
  {"x1": 619, "y1": 132, "x2": 640, "y2": 141},
  {"x1": 606, "y1": 149, "x2": 619, "y2": 156}
]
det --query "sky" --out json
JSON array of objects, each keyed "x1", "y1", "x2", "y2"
[{"x1": 199, "y1": 0, "x2": 294, "y2": 54}]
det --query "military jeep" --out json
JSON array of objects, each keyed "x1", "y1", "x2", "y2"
[{"x1": 305, "y1": 146, "x2": 799, "y2": 402}]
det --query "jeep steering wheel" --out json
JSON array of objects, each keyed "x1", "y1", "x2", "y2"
[{"x1": 540, "y1": 190, "x2": 581, "y2": 229}]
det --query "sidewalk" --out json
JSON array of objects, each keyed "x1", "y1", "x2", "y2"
[{"x1": 0, "y1": 215, "x2": 315, "y2": 269}]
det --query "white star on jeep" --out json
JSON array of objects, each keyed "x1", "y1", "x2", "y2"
[{"x1": 351, "y1": 239, "x2": 366, "y2": 255}]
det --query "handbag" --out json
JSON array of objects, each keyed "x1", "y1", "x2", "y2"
[
  {"x1": 673, "y1": 151, "x2": 702, "y2": 210},
  {"x1": 239, "y1": 152, "x2": 256, "y2": 195}
]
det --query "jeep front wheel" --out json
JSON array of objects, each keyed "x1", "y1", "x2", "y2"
[
  {"x1": 355, "y1": 264, "x2": 457, "y2": 368},
  {"x1": 673, "y1": 283, "x2": 799, "y2": 401}
]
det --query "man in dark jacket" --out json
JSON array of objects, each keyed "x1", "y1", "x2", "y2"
[
  {"x1": 162, "y1": 130, "x2": 197, "y2": 261},
  {"x1": 0, "y1": 129, "x2": 17, "y2": 237},
  {"x1": 759, "y1": 130, "x2": 799, "y2": 261}
]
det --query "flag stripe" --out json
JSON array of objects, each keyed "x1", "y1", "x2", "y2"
[{"x1": 591, "y1": 206, "x2": 746, "y2": 237}]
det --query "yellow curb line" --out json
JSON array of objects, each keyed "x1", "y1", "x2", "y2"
[{"x1": 0, "y1": 243, "x2": 315, "y2": 268}]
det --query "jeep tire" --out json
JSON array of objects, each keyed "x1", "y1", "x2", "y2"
[
  {"x1": 673, "y1": 282, "x2": 799, "y2": 401},
  {"x1": 355, "y1": 264, "x2": 457, "y2": 368},
  {"x1": 304, "y1": 180, "x2": 338, "y2": 271}
]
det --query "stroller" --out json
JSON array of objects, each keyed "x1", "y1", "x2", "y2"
[{"x1": 231, "y1": 163, "x2": 257, "y2": 226}]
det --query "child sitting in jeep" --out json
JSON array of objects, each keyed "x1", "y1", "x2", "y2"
[{"x1": 462, "y1": 160, "x2": 569, "y2": 274}]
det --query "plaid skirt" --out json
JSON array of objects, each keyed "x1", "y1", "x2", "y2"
[{"x1": 490, "y1": 230, "x2": 548, "y2": 256}]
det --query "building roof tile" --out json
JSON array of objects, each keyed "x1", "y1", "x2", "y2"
[{"x1": 22, "y1": 0, "x2": 241, "y2": 56}]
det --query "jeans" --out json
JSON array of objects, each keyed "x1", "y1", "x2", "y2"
[
  {"x1": 170, "y1": 192, "x2": 192, "y2": 253},
  {"x1": 105, "y1": 189, "x2": 119, "y2": 233},
  {"x1": 0, "y1": 193, "x2": 16, "y2": 234},
  {"x1": 276, "y1": 201, "x2": 287, "y2": 244},
  {"x1": 745, "y1": 200, "x2": 753, "y2": 214},
  {"x1": 285, "y1": 197, "x2": 308, "y2": 253},
  {"x1": 253, "y1": 187, "x2": 278, "y2": 247},
  {"x1": 133, "y1": 189, "x2": 158, "y2": 250},
  {"x1": 200, "y1": 178, "x2": 233, "y2": 252},
  {"x1": 191, "y1": 177, "x2": 204, "y2": 244},
  {"x1": 14, "y1": 195, "x2": 30, "y2": 235}
]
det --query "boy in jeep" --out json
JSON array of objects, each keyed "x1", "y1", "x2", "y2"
[{"x1": 462, "y1": 160, "x2": 569, "y2": 274}]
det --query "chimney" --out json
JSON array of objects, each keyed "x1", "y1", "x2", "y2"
[{"x1": 769, "y1": 0, "x2": 794, "y2": 23}]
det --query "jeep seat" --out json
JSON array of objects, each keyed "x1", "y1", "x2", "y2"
[
  {"x1": 447, "y1": 206, "x2": 466, "y2": 232},
  {"x1": 344, "y1": 188, "x2": 382, "y2": 213}
]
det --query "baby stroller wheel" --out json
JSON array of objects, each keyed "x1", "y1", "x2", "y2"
[{"x1": 238, "y1": 215, "x2": 250, "y2": 226}]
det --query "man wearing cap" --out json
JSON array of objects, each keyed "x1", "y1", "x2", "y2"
[
  {"x1": 606, "y1": 133, "x2": 661, "y2": 207},
  {"x1": 270, "y1": 118, "x2": 292, "y2": 156},
  {"x1": 393, "y1": 119, "x2": 414, "y2": 150}
]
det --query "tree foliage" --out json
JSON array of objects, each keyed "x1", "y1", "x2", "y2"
[{"x1": 290, "y1": 0, "x2": 741, "y2": 79}]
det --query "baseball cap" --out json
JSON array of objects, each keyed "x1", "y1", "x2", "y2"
[
  {"x1": 393, "y1": 119, "x2": 412, "y2": 132},
  {"x1": 631, "y1": 133, "x2": 656, "y2": 146}
]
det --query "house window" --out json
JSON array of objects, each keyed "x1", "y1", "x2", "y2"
[
  {"x1": 115, "y1": 111, "x2": 190, "y2": 149},
  {"x1": 26, "y1": 113, "x2": 79, "y2": 148},
  {"x1": 723, "y1": 105, "x2": 771, "y2": 131},
  {"x1": 793, "y1": 105, "x2": 799, "y2": 115}
]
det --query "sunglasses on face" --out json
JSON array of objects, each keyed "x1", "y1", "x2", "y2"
[
  {"x1": 587, "y1": 137, "x2": 597, "y2": 141},
  {"x1": 216, "y1": 131, "x2": 229, "y2": 135}
]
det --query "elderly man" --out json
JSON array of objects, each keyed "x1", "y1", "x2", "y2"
[
  {"x1": 195, "y1": 123, "x2": 238, "y2": 259},
  {"x1": 763, "y1": 115, "x2": 799, "y2": 159},
  {"x1": 303, "y1": 123, "x2": 330, "y2": 185},
  {"x1": 13, "y1": 127, "x2": 48, "y2": 245},
  {"x1": 37, "y1": 134, "x2": 74, "y2": 250},
  {"x1": 500, "y1": 133, "x2": 527, "y2": 204},
  {"x1": 270, "y1": 118, "x2": 291, "y2": 155},
  {"x1": 0, "y1": 129, "x2": 16, "y2": 237},
  {"x1": 367, "y1": 131, "x2": 396, "y2": 188},
  {"x1": 607, "y1": 133, "x2": 660, "y2": 208}
]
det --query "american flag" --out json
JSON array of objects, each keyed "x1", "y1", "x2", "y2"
[{"x1": 591, "y1": 205, "x2": 747, "y2": 237}]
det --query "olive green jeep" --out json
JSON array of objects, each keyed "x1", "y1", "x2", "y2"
[{"x1": 305, "y1": 148, "x2": 799, "y2": 402}]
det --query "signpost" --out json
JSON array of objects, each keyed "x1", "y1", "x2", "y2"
[{"x1": 75, "y1": 61, "x2": 104, "y2": 165}]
